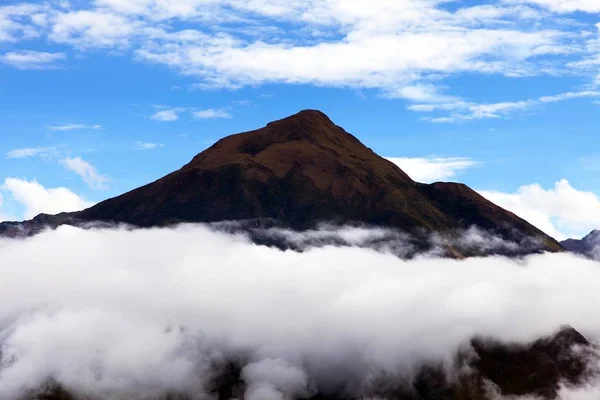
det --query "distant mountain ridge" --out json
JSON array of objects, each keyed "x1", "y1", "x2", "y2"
[
  {"x1": 561, "y1": 230, "x2": 600, "y2": 259},
  {"x1": 0, "y1": 109, "x2": 563, "y2": 256}
]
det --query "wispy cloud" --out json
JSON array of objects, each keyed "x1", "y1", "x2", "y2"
[
  {"x1": 410, "y1": 90, "x2": 600, "y2": 123},
  {"x1": 150, "y1": 106, "x2": 231, "y2": 121},
  {"x1": 539, "y1": 90, "x2": 600, "y2": 103},
  {"x1": 150, "y1": 109, "x2": 180, "y2": 122},
  {"x1": 0, "y1": 4, "x2": 46, "y2": 43},
  {"x1": 509, "y1": 0, "x2": 600, "y2": 13},
  {"x1": 47, "y1": 124, "x2": 102, "y2": 131},
  {"x1": 386, "y1": 157, "x2": 480, "y2": 183},
  {"x1": 6, "y1": 146, "x2": 57, "y2": 159},
  {"x1": 0, "y1": 50, "x2": 66, "y2": 70},
  {"x1": 3, "y1": 0, "x2": 598, "y2": 109},
  {"x1": 60, "y1": 156, "x2": 108, "y2": 190},
  {"x1": 135, "y1": 141, "x2": 164, "y2": 150},
  {"x1": 192, "y1": 108, "x2": 231, "y2": 120}
]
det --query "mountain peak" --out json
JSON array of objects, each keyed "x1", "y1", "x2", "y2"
[
  {"x1": 253, "y1": 108, "x2": 352, "y2": 148},
  {"x1": 2, "y1": 109, "x2": 563, "y2": 256},
  {"x1": 186, "y1": 109, "x2": 384, "y2": 176},
  {"x1": 268, "y1": 109, "x2": 334, "y2": 126}
]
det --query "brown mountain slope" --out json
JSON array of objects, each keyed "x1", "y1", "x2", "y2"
[
  {"x1": 77, "y1": 110, "x2": 451, "y2": 230},
  {"x1": 1, "y1": 110, "x2": 562, "y2": 253}
]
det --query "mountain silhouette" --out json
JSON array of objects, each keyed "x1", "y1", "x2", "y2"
[
  {"x1": 561, "y1": 229, "x2": 600, "y2": 259},
  {"x1": 0, "y1": 110, "x2": 562, "y2": 255}
]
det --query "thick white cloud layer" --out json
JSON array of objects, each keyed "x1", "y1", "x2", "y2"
[{"x1": 1, "y1": 225, "x2": 600, "y2": 399}]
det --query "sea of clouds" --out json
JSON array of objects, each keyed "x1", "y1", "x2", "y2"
[{"x1": 1, "y1": 224, "x2": 600, "y2": 399}]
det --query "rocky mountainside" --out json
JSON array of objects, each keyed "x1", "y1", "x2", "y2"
[
  {"x1": 0, "y1": 110, "x2": 563, "y2": 256},
  {"x1": 561, "y1": 230, "x2": 600, "y2": 260}
]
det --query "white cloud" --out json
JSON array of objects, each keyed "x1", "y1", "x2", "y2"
[
  {"x1": 192, "y1": 108, "x2": 231, "y2": 119},
  {"x1": 136, "y1": 27, "x2": 566, "y2": 97},
  {"x1": 0, "y1": 0, "x2": 596, "y2": 103},
  {"x1": 0, "y1": 51, "x2": 66, "y2": 70},
  {"x1": 386, "y1": 157, "x2": 480, "y2": 183},
  {"x1": 5, "y1": 0, "x2": 571, "y2": 99},
  {"x1": 0, "y1": 194, "x2": 11, "y2": 222},
  {"x1": 1, "y1": 225, "x2": 600, "y2": 398},
  {"x1": 479, "y1": 179, "x2": 600, "y2": 240},
  {"x1": 47, "y1": 124, "x2": 102, "y2": 131},
  {"x1": 504, "y1": 0, "x2": 600, "y2": 13},
  {"x1": 135, "y1": 141, "x2": 164, "y2": 150},
  {"x1": 539, "y1": 90, "x2": 600, "y2": 102},
  {"x1": 6, "y1": 147, "x2": 57, "y2": 159},
  {"x1": 390, "y1": 85, "x2": 458, "y2": 103},
  {"x1": 1, "y1": 178, "x2": 92, "y2": 219},
  {"x1": 0, "y1": 4, "x2": 45, "y2": 43},
  {"x1": 60, "y1": 157, "x2": 108, "y2": 190},
  {"x1": 411, "y1": 90, "x2": 600, "y2": 123},
  {"x1": 50, "y1": 10, "x2": 140, "y2": 48},
  {"x1": 150, "y1": 109, "x2": 179, "y2": 121}
]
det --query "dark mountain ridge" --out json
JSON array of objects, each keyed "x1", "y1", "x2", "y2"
[
  {"x1": 561, "y1": 230, "x2": 600, "y2": 259},
  {"x1": 0, "y1": 110, "x2": 563, "y2": 256}
]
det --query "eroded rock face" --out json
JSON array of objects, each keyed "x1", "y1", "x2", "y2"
[
  {"x1": 22, "y1": 327, "x2": 597, "y2": 400},
  {"x1": 0, "y1": 110, "x2": 562, "y2": 256}
]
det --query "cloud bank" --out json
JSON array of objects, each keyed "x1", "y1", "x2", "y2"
[
  {"x1": 1, "y1": 178, "x2": 92, "y2": 220},
  {"x1": 480, "y1": 179, "x2": 600, "y2": 240},
  {"x1": 1, "y1": 225, "x2": 600, "y2": 399}
]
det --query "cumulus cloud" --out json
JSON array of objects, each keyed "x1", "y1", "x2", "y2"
[
  {"x1": 0, "y1": 225, "x2": 600, "y2": 399},
  {"x1": 60, "y1": 157, "x2": 109, "y2": 190},
  {"x1": 0, "y1": 50, "x2": 66, "y2": 70},
  {"x1": 479, "y1": 179, "x2": 600, "y2": 240},
  {"x1": 386, "y1": 157, "x2": 479, "y2": 183},
  {"x1": 1, "y1": 178, "x2": 92, "y2": 219}
]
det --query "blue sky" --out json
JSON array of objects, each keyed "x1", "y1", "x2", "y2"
[{"x1": 1, "y1": 0, "x2": 600, "y2": 240}]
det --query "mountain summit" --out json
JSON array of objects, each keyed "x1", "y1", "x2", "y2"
[{"x1": 1, "y1": 110, "x2": 562, "y2": 255}]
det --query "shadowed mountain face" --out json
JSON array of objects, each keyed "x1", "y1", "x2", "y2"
[
  {"x1": 561, "y1": 230, "x2": 600, "y2": 259},
  {"x1": 0, "y1": 110, "x2": 563, "y2": 255}
]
